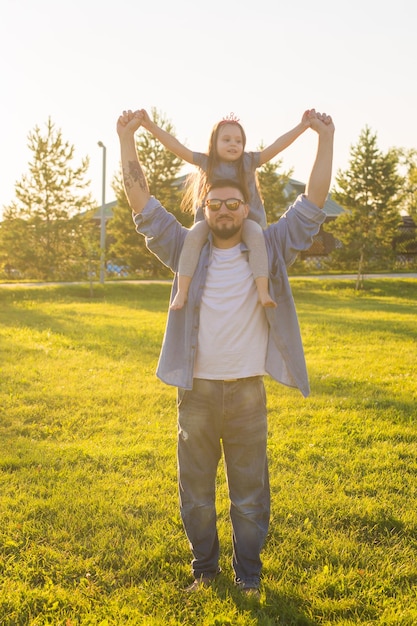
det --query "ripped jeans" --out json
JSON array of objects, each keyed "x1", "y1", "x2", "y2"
[{"x1": 177, "y1": 377, "x2": 270, "y2": 588}]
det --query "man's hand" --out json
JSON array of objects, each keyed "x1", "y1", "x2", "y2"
[
  {"x1": 308, "y1": 110, "x2": 335, "y2": 136},
  {"x1": 301, "y1": 108, "x2": 335, "y2": 132},
  {"x1": 116, "y1": 109, "x2": 143, "y2": 140}
]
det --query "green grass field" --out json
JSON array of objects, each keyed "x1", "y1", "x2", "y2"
[{"x1": 0, "y1": 279, "x2": 416, "y2": 625}]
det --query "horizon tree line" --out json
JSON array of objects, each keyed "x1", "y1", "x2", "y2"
[{"x1": 0, "y1": 111, "x2": 416, "y2": 283}]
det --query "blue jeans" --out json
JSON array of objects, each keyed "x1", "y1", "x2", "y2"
[{"x1": 177, "y1": 377, "x2": 270, "y2": 588}]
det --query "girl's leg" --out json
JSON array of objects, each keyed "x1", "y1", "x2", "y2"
[
  {"x1": 171, "y1": 221, "x2": 210, "y2": 310},
  {"x1": 171, "y1": 275, "x2": 192, "y2": 310},
  {"x1": 242, "y1": 220, "x2": 276, "y2": 308}
]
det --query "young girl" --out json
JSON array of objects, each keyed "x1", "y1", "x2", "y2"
[{"x1": 137, "y1": 109, "x2": 312, "y2": 309}]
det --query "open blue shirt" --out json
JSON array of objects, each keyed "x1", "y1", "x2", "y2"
[{"x1": 133, "y1": 194, "x2": 326, "y2": 397}]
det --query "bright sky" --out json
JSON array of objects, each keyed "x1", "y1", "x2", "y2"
[{"x1": 1, "y1": 0, "x2": 416, "y2": 219}]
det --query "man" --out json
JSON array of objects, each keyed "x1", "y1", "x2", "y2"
[{"x1": 116, "y1": 109, "x2": 334, "y2": 596}]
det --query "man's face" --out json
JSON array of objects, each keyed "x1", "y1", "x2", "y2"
[{"x1": 203, "y1": 186, "x2": 249, "y2": 244}]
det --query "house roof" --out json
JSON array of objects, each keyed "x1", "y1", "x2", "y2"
[
  {"x1": 400, "y1": 215, "x2": 416, "y2": 229},
  {"x1": 285, "y1": 179, "x2": 345, "y2": 218},
  {"x1": 91, "y1": 200, "x2": 117, "y2": 221}
]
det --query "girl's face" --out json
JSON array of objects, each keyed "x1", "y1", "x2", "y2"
[{"x1": 216, "y1": 124, "x2": 244, "y2": 162}]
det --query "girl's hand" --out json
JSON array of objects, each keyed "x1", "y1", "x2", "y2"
[
  {"x1": 137, "y1": 108, "x2": 152, "y2": 130},
  {"x1": 302, "y1": 108, "x2": 316, "y2": 128}
]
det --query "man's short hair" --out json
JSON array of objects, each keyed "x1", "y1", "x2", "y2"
[{"x1": 206, "y1": 179, "x2": 248, "y2": 203}]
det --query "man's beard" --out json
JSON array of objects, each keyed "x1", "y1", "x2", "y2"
[{"x1": 210, "y1": 222, "x2": 242, "y2": 240}]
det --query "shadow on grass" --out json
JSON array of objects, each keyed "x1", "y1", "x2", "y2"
[
  {"x1": 291, "y1": 278, "x2": 417, "y2": 302},
  {"x1": 0, "y1": 282, "x2": 172, "y2": 310},
  {"x1": 310, "y1": 373, "x2": 416, "y2": 428},
  {"x1": 186, "y1": 576, "x2": 318, "y2": 625},
  {"x1": 0, "y1": 286, "x2": 168, "y2": 362},
  {"x1": 302, "y1": 308, "x2": 416, "y2": 343}
]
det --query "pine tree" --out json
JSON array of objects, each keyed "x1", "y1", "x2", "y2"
[
  {"x1": 399, "y1": 149, "x2": 417, "y2": 220},
  {"x1": 328, "y1": 127, "x2": 404, "y2": 287},
  {"x1": 0, "y1": 118, "x2": 95, "y2": 280},
  {"x1": 390, "y1": 149, "x2": 417, "y2": 264}
]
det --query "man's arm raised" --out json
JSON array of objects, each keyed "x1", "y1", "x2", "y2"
[
  {"x1": 116, "y1": 110, "x2": 150, "y2": 215},
  {"x1": 305, "y1": 112, "x2": 335, "y2": 209}
]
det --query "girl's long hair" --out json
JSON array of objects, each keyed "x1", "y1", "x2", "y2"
[{"x1": 180, "y1": 120, "x2": 250, "y2": 214}]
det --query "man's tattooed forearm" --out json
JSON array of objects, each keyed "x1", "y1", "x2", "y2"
[{"x1": 123, "y1": 161, "x2": 147, "y2": 191}]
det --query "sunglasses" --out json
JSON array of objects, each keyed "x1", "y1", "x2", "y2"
[{"x1": 205, "y1": 198, "x2": 246, "y2": 211}]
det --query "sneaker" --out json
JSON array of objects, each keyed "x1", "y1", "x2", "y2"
[
  {"x1": 235, "y1": 579, "x2": 261, "y2": 599},
  {"x1": 185, "y1": 577, "x2": 212, "y2": 592}
]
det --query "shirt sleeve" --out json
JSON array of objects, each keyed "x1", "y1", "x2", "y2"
[
  {"x1": 265, "y1": 194, "x2": 326, "y2": 266},
  {"x1": 132, "y1": 197, "x2": 187, "y2": 272},
  {"x1": 192, "y1": 152, "x2": 208, "y2": 171},
  {"x1": 245, "y1": 151, "x2": 261, "y2": 170}
]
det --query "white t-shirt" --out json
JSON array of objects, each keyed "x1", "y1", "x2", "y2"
[{"x1": 193, "y1": 244, "x2": 268, "y2": 380}]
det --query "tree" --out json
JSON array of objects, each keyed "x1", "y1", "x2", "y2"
[
  {"x1": 0, "y1": 118, "x2": 95, "y2": 280},
  {"x1": 328, "y1": 127, "x2": 404, "y2": 288},
  {"x1": 388, "y1": 149, "x2": 417, "y2": 266},
  {"x1": 397, "y1": 148, "x2": 417, "y2": 220},
  {"x1": 256, "y1": 147, "x2": 296, "y2": 223},
  {"x1": 108, "y1": 109, "x2": 192, "y2": 277},
  {"x1": 406, "y1": 161, "x2": 417, "y2": 221}
]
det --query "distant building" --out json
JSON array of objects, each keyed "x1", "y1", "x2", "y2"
[
  {"x1": 91, "y1": 200, "x2": 117, "y2": 222},
  {"x1": 393, "y1": 214, "x2": 417, "y2": 262}
]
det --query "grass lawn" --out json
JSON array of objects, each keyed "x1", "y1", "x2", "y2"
[{"x1": 0, "y1": 279, "x2": 416, "y2": 625}]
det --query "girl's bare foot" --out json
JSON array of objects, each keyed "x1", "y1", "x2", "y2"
[{"x1": 255, "y1": 277, "x2": 276, "y2": 308}]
